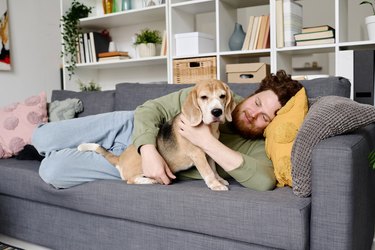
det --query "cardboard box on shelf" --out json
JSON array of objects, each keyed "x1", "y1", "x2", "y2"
[
  {"x1": 226, "y1": 63, "x2": 270, "y2": 83},
  {"x1": 175, "y1": 32, "x2": 215, "y2": 56}
]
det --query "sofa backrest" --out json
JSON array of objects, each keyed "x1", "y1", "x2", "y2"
[
  {"x1": 114, "y1": 77, "x2": 351, "y2": 111},
  {"x1": 51, "y1": 77, "x2": 351, "y2": 116}
]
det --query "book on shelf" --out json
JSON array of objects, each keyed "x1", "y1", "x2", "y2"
[
  {"x1": 294, "y1": 29, "x2": 335, "y2": 41},
  {"x1": 283, "y1": 0, "x2": 303, "y2": 47},
  {"x1": 83, "y1": 33, "x2": 90, "y2": 63},
  {"x1": 241, "y1": 15, "x2": 255, "y2": 50},
  {"x1": 256, "y1": 15, "x2": 270, "y2": 49},
  {"x1": 302, "y1": 25, "x2": 334, "y2": 33},
  {"x1": 98, "y1": 55, "x2": 131, "y2": 62},
  {"x1": 98, "y1": 51, "x2": 129, "y2": 58},
  {"x1": 160, "y1": 30, "x2": 167, "y2": 56},
  {"x1": 262, "y1": 15, "x2": 271, "y2": 49},
  {"x1": 276, "y1": 0, "x2": 284, "y2": 48},
  {"x1": 78, "y1": 33, "x2": 85, "y2": 63},
  {"x1": 296, "y1": 38, "x2": 335, "y2": 46},
  {"x1": 89, "y1": 31, "x2": 111, "y2": 62},
  {"x1": 248, "y1": 16, "x2": 260, "y2": 50}
]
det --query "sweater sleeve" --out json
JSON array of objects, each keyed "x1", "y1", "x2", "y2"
[
  {"x1": 132, "y1": 87, "x2": 192, "y2": 151},
  {"x1": 227, "y1": 140, "x2": 276, "y2": 191}
]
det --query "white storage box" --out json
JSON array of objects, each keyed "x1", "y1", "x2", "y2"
[{"x1": 175, "y1": 32, "x2": 215, "y2": 56}]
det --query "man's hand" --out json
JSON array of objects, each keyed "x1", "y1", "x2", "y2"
[
  {"x1": 140, "y1": 144, "x2": 176, "y2": 185},
  {"x1": 178, "y1": 114, "x2": 213, "y2": 148}
]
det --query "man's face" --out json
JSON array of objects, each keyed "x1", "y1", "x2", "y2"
[{"x1": 232, "y1": 90, "x2": 281, "y2": 139}]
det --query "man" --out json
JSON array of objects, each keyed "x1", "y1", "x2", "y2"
[
  {"x1": 33, "y1": 70, "x2": 302, "y2": 190},
  {"x1": 132, "y1": 70, "x2": 302, "y2": 190}
]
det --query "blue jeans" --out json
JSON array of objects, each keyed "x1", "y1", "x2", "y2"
[{"x1": 32, "y1": 111, "x2": 135, "y2": 189}]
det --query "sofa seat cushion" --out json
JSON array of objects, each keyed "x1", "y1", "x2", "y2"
[{"x1": 0, "y1": 159, "x2": 310, "y2": 250}]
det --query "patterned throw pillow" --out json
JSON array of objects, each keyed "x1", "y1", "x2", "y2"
[
  {"x1": 291, "y1": 96, "x2": 375, "y2": 197},
  {"x1": 48, "y1": 98, "x2": 83, "y2": 122},
  {"x1": 263, "y1": 88, "x2": 308, "y2": 187},
  {"x1": 0, "y1": 92, "x2": 48, "y2": 158}
]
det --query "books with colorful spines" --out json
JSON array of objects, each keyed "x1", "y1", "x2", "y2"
[
  {"x1": 302, "y1": 25, "x2": 334, "y2": 33},
  {"x1": 98, "y1": 55, "x2": 131, "y2": 62},
  {"x1": 283, "y1": 0, "x2": 303, "y2": 47},
  {"x1": 294, "y1": 29, "x2": 335, "y2": 41},
  {"x1": 296, "y1": 38, "x2": 335, "y2": 46},
  {"x1": 98, "y1": 51, "x2": 129, "y2": 58}
]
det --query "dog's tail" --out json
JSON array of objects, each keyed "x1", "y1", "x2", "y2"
[{"x1": 78, "y1": 143, "x2": 119, "y2": 166}]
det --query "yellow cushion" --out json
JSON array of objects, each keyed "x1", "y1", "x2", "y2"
[{"x1": 263, "y1": 87, "x2": 308, "y2": 187}]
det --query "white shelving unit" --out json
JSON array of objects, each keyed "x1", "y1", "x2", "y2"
[{"x1": 60, "y1": 0, "x2": 375, "y2": 91}]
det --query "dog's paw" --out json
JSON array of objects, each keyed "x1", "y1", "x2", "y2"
[
  {"x1": 131, "y1": 176, "x2": 159, "y2": 185},
  {"x1": 78, "y1": 143, "x2": 100, "y2": 152},
  {"x1": 217, "y1": 176, "x2": 229, "y2": 186},
  {"x1": 209, "y1": 183, "x2": 229, "y2": 191}
]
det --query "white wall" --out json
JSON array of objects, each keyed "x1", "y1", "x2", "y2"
[{"x1": 0, "y1": 0, "x2": 61, "y2": 106}]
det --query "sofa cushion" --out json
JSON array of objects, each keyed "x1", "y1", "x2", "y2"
[
  {"x1": 263, "y1": 88, "x2": 308, "y2": 187},
  {"x1": 0, "y1": 158, "x2": 311, "y2": 250},
  {"x1": 0, "y1": 92, "x2": 48, "y2": 158},
  {"x1": 291, "y1": 96, "x2": 375, "y2": 197},
  {"x1": 51, "y1": 90, "x2": 115, "y2": 117}
]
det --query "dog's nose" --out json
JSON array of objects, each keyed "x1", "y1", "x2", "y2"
[{"x1": 211, "y1": 108, "x2": 223, "y2": 117}]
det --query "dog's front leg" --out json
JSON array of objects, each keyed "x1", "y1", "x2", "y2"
[
  {"x1": 191, "y1": 150, "x2": 228, "y2": 191},
  {"x1": 207, "y1": 157, "x2": 229, "y2": 186}
]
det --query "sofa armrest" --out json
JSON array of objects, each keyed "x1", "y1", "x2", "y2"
[{"x1": 310, "y1": 123, "x2": 375, "y2": 250}]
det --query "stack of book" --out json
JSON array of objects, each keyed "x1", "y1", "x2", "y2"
[
  {"x1": 294, "y1": 25, "x2": 335, "y2": 46},
  {"x1": 98, "y1": 51, "x2": 131, "y2": 62},
  {"x1": 241, "y1": 15, "x2": 270, "y2": 51}
]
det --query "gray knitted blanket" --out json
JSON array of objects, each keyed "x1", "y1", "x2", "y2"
[{"x1": 291, "y1": 96, "x2": 375, "y2": 197}]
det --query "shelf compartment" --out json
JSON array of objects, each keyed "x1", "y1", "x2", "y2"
[
  {"x1": 79, "y1": 4, "x2": 166, "y2": 29},
  {"x1": 76, "y1": 56, "x2": 167, "y2": 69}
]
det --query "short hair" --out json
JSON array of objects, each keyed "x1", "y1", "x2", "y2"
[{"x1": 254, "y1": 70, "x2": 303, "y2": 107}]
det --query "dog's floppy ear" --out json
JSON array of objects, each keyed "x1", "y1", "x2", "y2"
[
  {"x1": 224, "y1": 84, "x2": 236, "y2": 122},
  {"x1": 182, "y1": 88, "x2": 202, "y2": 126}
]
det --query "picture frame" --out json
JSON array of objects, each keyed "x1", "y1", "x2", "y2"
[{"x1": 0, "y1": 0, "x2": 10, "y2": 71}]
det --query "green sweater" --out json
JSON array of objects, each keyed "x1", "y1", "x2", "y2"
[{"x1": 132, "y1": 87, "x2": 276, "y2": 191}]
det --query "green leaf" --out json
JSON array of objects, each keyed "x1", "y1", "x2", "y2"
[{"x1": 369, "y1": 150, "x2": 375, "y2": 169}]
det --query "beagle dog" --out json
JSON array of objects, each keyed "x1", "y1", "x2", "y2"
[{"x1": 78, "y1": 79, "x2": 236, "y2": 191}]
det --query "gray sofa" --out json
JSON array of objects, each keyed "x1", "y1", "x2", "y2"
[{"x1": 0, "y1": 77, "x2": 374, "y2": 250}]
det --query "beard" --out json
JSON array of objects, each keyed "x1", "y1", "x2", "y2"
[{"x1": 231, "y1": 100, "x2": 264, "y2": 140}]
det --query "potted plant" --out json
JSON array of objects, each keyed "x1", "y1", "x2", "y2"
[
  {"x1": 360, "y1": 0, "x2": 375, "y2": 40},
  {"x1": 133, "y1": 28, "x2": 162, "y2": 57},
  {"x1": 61, "y1": 0, "x2": 92, "y2": 79}
]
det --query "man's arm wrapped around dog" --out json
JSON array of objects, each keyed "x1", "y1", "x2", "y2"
[{"x1": 132, "y1": 87, "x2": 276, "y2": 191}]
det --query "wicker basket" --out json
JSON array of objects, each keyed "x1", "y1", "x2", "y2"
[{"x1": 173, "y1": 56, "x2": 217, "y2": 84}]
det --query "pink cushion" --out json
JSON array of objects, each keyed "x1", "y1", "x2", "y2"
[{"x1": 0, "y1": 92, "x2": 48, "y2": 158}]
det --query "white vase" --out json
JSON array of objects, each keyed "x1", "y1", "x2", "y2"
[
  {"x1": 365, "y1": 15, "x2": 375, "y2": 41},
  {"x1": 137, "y1": 43, "x2": 156, "y2": 57}
]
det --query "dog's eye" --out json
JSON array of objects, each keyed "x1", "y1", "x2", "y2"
[
  {"x1": 200, "y1": 95, "x2": 208, "y2": 100},
  {"x1": 220, "y1": 94, "x2": 226, "y2": 99}
]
